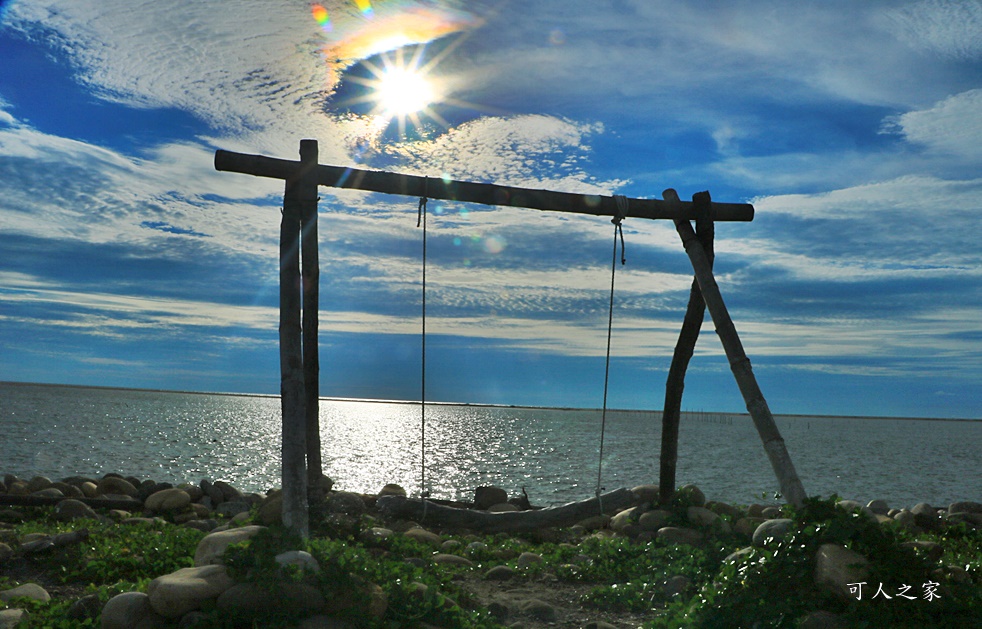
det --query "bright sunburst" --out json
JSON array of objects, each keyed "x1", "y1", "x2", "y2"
[
  {"x1": 334, "y1": 44, "x2": 453, "y2": 139},
  {"x1": 377, "y1": 66, "x2": 434, "y2": 117}
]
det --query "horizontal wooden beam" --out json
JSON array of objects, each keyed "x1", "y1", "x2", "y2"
[{"x1": 215, "y1": 149, "x2": 754, "y2": 222}]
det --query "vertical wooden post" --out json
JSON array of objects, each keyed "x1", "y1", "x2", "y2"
[
  {"x1": 668, "y1": 189, "x2": 807, "y2": 508},
  {"x1": 659, "y1": 191, "x2": 713, "y2": 506},
  {"x1": 298, "y1": 140, "x2": 323, "y2": 485},
  {"x1": 280, "y1": 142, "x2": 311, "y2": 538}
]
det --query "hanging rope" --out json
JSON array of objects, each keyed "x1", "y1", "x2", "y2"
[
  {"x1": 417, "y1": 178, "x2": 430, "y2": 504},
  {"x1": 596, "y1": 195, "x2": 628, "y2": 513}
]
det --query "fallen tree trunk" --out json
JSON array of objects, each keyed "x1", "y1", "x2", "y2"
[
  {"x1": 0, "y1": 494, "x2": 144, "y2": 510},
  {"x1": 376, "y1": 488, "x2": 637, "y2": 533}
]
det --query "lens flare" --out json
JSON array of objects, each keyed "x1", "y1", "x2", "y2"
[
  {"x1": 311, "y1": 4, "x2": 332, "y2": 32},
  {"x1": 355, "y1": 0, "x2": 374, "y2": 17}
]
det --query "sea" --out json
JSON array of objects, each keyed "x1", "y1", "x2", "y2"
[{"x1": 1, "y1": 382, "x2": 979, "y2": 510}]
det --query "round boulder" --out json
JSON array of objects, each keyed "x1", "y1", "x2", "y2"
[
  {"x1": 474, "y1": 486, "x2": 508, "y2": 511},
  {"x1": 101, "y1": 591, "x2": 168, "y2": 629},
  {"x1": 752, "y1": 518, "x2": 794, "y2": 547},
  {"x1": 97, "y1": 477, "x2": 139, "y2": 498},
  {"x1": 146, "y1": 488, "x2": 192, "y2": 513},
  {"x1": 378, "y1": 483, "x2": 407, "y2": 498},
  {"x1": 54, "y1": 499, "x2": 99, "y2": 521}
]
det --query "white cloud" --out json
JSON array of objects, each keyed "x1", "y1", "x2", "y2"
[
  {"x1": 891, "y1": 89, "x2": 982, "y2": 159},
  {"x1": 884, "y1": 0, "x2": 982, "y2": 59}
]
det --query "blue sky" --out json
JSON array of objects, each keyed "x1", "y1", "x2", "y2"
[{"x1": 1, "y1": 0, "x2": 981, "y2": 418}]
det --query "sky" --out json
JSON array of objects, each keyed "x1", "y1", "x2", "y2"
[{"x1": 1, "y1": 0, "x2": 981, "y2": 419}]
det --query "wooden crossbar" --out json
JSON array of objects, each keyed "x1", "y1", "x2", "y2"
[{"x1": 214, "y1": 149, "x2": 755, "y2": 222}]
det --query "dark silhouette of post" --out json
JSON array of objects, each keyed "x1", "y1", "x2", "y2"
[
  {"x1": 659, "y1": 190, "x2": 714, "y2": 506},
  {"x1": 279, "y1": 141, "x2": 318, "y2": 537},
  {"x1": 298, "y1": 142, "x2": 323, "y2": 486},
  {"x1": 667, "y1": 188, "x2": 807, "y2": 508}
]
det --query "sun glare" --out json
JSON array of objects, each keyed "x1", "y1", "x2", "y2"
[{"x1": 377, "y1": 67, "x2": 433, "y2": 116}]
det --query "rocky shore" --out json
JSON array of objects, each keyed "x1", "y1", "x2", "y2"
[{"x1": 1, "y1": 472, "x2": 980, "y2": 628}]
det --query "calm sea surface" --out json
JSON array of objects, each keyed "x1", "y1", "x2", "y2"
[{"x1": 1, "y1": 382, "x2": 979, "y2": 509}]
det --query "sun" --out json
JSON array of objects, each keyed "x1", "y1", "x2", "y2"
[
  {"x1": 333, "y1": 44, "x2": 453, "y2": 139},
  {"x1": 376, "y1": 66, "x2": 434, "y2": 117}
]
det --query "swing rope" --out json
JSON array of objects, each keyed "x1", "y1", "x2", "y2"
[
  {"x1": 417, "y1": 179, "x2": 430, "y2": 505},
  {"x1": 596, "y1": 195, "x2": 628, "y2": 513}
]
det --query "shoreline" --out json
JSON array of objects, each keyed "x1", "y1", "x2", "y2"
[{"x1": 3, "y1": 380, "x2": 979, "y2": 422}]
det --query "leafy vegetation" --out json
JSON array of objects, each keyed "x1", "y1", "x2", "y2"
[{"x1": 1, "y1": 496, "x2": 979, "y2": 628}]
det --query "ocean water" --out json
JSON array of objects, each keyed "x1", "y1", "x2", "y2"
[{"x1": 1, "y1": 382, "x2": 979, "y2": 509}]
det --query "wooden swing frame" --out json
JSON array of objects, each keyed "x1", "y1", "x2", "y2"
[{"x1": 214, "y1": 139, "x2": 806, "y2": 537}]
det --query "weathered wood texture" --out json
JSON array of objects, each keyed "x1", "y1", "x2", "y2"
[
  {"x1": 280, "y1": 143, "x2": 311, "y2": 538},
  {"x1": 376, "y1": 488, "x2": 637, "y2": 533},
  {"x1": 670, "y1": 188, "x2": 807, "y2": 508},
  {"x1": 297, "y1": 140, "x2": 323, "y2": 485},
  {"x1": 659, "y1": 190, "x2": 714, "y2": 506},
  {"x1": 215, "y1": 150, "x2": 754, "y2": 222}
]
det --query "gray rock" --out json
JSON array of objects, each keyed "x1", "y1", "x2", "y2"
[
  {"x1": 836, "y1": 500, "x2": 877, "y2": 521},
  {"x1": 521, "y1": 599, "x2": 557, "y2": 622},
  {"x1": 723, "y1": 547, "x2": 755, "y2": 564},
  {"x1": 276, "y1": 549, "x2": 321, "y2": 573},
  {"x1": 67, "y1": 594, "x2": 101, "y2": 621},
  {"x1": 182, "y1": 519, "x2": 219, "y2": 533},
  {"x1": 656, "y1": 527, "x2": 704, "y2": 546},
  {"x1": 705, "y1": 500, "x2": 743, "y2": 518},
  {"x1": 474, "y1": 486, "x2": 508, "y2": 510},
  {"x1": 193, "y1": 525, "x2": 266, "y2": 566},
  {"x1": 213, "y1": 481, "x2": 242, "y2": 503},
  {"x1": 148, "y1": 564, "x2": 236, "y2": 619},
  {"x1": 609, "y1": 506, "x2": 639, "y2": 532},
  {"x1": 215, "y1": 500, "x2": 250, "y2": 518},
  {"x1": 257, "y1": 494, "x2": 283, "y2": 525},
  {"x1": 0, "y1": 583, "x2": 49, "y2": 603},
  {"x1": 893, "y1": 509, "x2": 917, "y2": 530},
  {"x1": 54, "y1": 499, "x2": 99, "y2": 521},
  {"x1": 0, "y1": 543, "x2": 12, "y2": 563},
  {"x1": 326, "y1": 491, "x2": 366, "y2": 516},
  {"x1": 687, "y1": 506, "x2": 720, "y2": 527},
  {"x1": 432, "y1": 553, "x2": 475, "y2": 567},
  {"x1": 403, "y1": 527, "x2": 442, "y2": 547},
  {"x1": 663, "y1": 575, "x2": 690, "y2": 598},
  {"x1": 949, "y1": 500, "x2": 982, "y2": 514},
  {"x1": 146, "y1": 488, "x2": 191, "y2": 513},
  {"x1": 26, "y1": 476, "x2": 52, "y2": 493},
  {"x1": 51, "y1": 481, "x2": 84, "y2": 498},
  {"x1": 378, "y1": 483, "x2": 407, "y2": 497},
  {"x1": 676, "y1": 484, "x2": 706, "y2": 507},
  {"x1": 583, "y1": 622, "x2": 618, "y2": 629},
  {"x1": 865, "y1": 499, "x2": 890, "y2": 515},
  {"x1": 814, "y1": 543, "x2": 870, "y2": 601},
  {"x1": 30, "y1": 488, "x2": 64, "y2": 499},
  {"x1": 97, "y1": 476, "x2": 139, "y2": 498},
  {"x1": 630, "y1": 484, "x2": 660, "y2": 504},
  {"x1": 911, "y1": 503, "x2": 940, "y2": 529},
  {"x1": 516, "y1": 552, "x2": 542, "y2": 568},
  {"x1": 216, "y1": 582, "x2": 325, "y2": 620},
  {"x1": 485, "y1": 565, "x2": 518, "y2": 580},
  {"x1": 761, "y1": 506, "x2": 783, "y2": 519},
  {"x1": 0, "y1": 609, "x2": 29, "y2": 629},
  {"x1": 752, "y1": 518, "x2": 794, "y2": 547},
  {"x1": 101, "y1": 591, "x2": 169, "y2": 629},
  {"x1": 201, "y1": 479, "x2": 224, "y2": 506},
  {"x1": 638, "y1": 509, "x2": 671, "y2": 531}
]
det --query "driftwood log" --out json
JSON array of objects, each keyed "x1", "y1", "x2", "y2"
[
  {"x1": 376, "y1": 488, "x2": 637, "y2": 534},
  {"x1": 0, "y1": 494, "x2": 143, "y2": 510}
]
